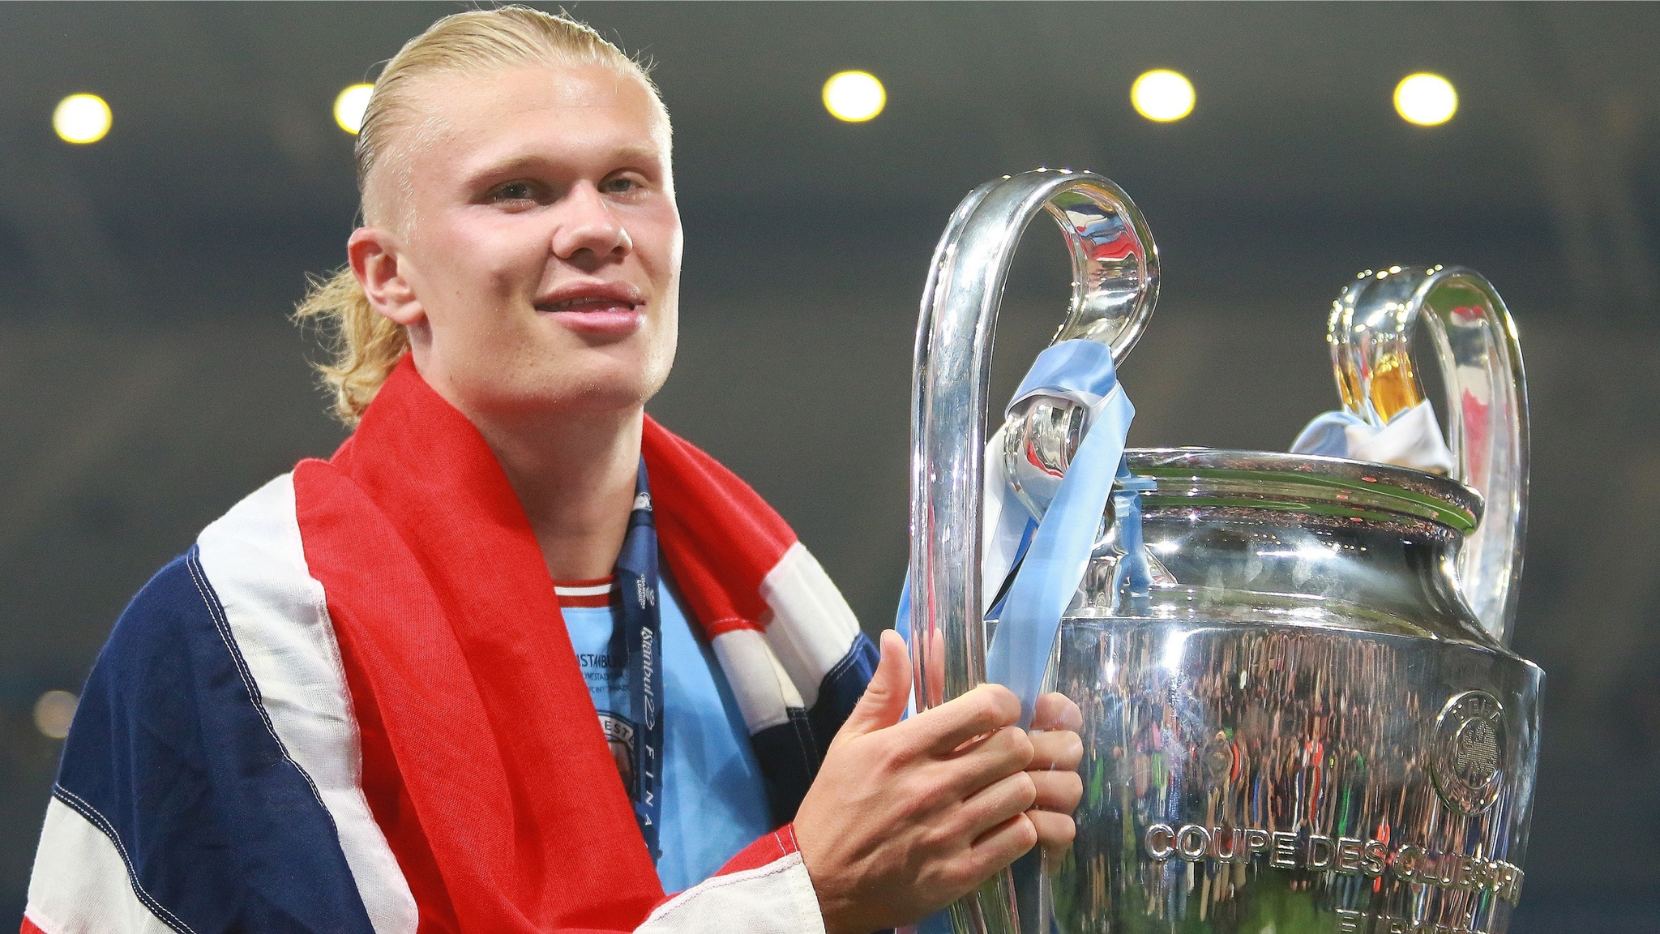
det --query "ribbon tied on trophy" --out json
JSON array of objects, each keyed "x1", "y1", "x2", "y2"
[{"x1": 895, "y1": 336, "x2": 1148, "y2": 728}]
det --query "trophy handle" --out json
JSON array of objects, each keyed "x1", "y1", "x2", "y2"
[
  {"x1": 910, "y1": 169, "x2": 1159, "y2": 933},
  {"x1": 1328, "y1": 265, "x2": 1530, "y2": 645}
]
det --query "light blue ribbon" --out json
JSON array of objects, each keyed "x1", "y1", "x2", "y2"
[
  {"x1": 1009, "y1": 339, "x2": 1116, "y2": 408},
  {"x1": 987, "y1": 341, "x2": 1140, "y2": 727},
  {"x1": 899, "y1": 340, "x2": 1145, "y2": 728}
]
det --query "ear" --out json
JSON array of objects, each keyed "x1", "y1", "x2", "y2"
[{"x1": 348, "y1": 226, "x2": 424, "y2": 327}]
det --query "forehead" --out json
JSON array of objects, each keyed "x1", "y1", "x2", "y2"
[{"x1": 401, "y1": 62, "x2": 671, "y2": 182}]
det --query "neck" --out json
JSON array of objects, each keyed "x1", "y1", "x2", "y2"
[{"x1": 471, "y1": 405, "x2": 645, "y2": 583}]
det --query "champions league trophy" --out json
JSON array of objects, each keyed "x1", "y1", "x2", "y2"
[{"x1": 907, "y1": 170, "x2": 1540, "y2": 933}]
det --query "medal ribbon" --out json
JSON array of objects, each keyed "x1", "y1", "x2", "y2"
[{"x1": 615, "y1": 462, "x2": 665, "y2": 861}]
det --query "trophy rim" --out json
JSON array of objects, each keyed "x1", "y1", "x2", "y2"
[{"x1": 1126, "y1": 447, "x2": 1483, "y2": 533}]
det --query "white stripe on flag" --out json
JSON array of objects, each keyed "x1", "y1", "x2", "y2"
[
  {"x1": 759, "y1": 542, "x2": 861, "y2": 708},
  {"x1": 26, "y1": 796, "x2": 182, "y2": 934},
  {"x1": 709, "y1": 628, "x2": 795, "y2": 731},
  {"x1": 196, "y1": 474, "x2": 418, "y2": 934},
  {"x1": 640, "y1": 850, "x2": 825, "y2": 933}
]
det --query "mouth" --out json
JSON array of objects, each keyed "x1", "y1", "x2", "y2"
[
  {"x1": 534, "y1": 283, "x2": 645, "y2": 335},
  {"x1": 535, "y1": 297, "x2": 640, "y2": 313}
]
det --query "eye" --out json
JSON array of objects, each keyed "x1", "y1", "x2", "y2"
[
  {"x1": 601, "y1": 173, "x2": 647, "y2": 196},
  {"x1": 488, "y1": 180, "x2": 541, "y2": 203}
]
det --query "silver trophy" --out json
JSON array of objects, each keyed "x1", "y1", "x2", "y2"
[{"x1": 909, "y1": 170, "x2": 1540, "y2": 933}]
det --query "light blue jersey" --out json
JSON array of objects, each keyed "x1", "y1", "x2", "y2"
[{"x1": 557, "y1": 575, "x2": 776, "y2": 892}]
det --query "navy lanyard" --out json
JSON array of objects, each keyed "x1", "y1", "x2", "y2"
[{"x1": 614, "y1": 461, "x2": 665, "y2": 861}]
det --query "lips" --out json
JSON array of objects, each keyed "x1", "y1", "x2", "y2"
[
  {"x1": 537, "y1": 297, "x2": 637, "y2": 313},
  {"x1": 534, "y1": 282, "x2": 645, "y2": 336},
  {"x1": 533, "y1": 281, "x2": 644, "y2": 313}
]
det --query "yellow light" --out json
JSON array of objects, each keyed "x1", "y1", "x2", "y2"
[
  {"x1": 822, "y1": 70, "x2": 886, "y2": 123},
  {"x1": 1394, "y1": 73, "x2": 1457, "y2": 127},
  {"x1": 53, "y1": 93, "x2": 112, "y2": 144},
  {"x1": 334, "y1": 83, "x2": 375, "y2": 135},
  {"x1": 1130, "y1": 69, "x2": 1195, "y2": 123},
  {"x1": 33, "y1": 690, "x2": 78, "y2": 740}
]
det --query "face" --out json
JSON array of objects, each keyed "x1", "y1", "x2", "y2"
[{"x1": 353, "y1": 62, "x2": 681, "y2": 423}]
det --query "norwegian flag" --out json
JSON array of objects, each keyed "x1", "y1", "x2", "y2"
[{"x1": 23, "y1": 358, "x2": 874, "y2": 933}]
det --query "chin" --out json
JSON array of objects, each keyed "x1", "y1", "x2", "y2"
[
  {"x1": 443, "y1": 348, "x2": 672, "y2": 423},
  {"x1": 523, "y1": 366, "x2": 669, "y2": 417}
]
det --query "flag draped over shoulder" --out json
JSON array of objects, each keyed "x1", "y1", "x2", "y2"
[{"x1": 23, "y1": 357, "x2": 875, "y2": 934}]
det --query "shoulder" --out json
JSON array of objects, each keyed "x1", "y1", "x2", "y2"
[
  {"x1": 39, "y1": 469, "x2": 389, "y2": 932},
  {"x1": 195, "y1": 469, "x2": 330, "y2": 624},
  {"x1": 91, "y1": 471, "x2": 327, "y2": 668},
  {"x1": 72, "y1": 466, "x2": 360, "y2": 782},
  {"x1": 80, "y1": 469, "x2": 331, "y2": 750}
]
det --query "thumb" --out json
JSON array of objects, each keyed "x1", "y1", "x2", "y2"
[{"x1": 837, "y1": 629, "x2": 911, "y2": 741}]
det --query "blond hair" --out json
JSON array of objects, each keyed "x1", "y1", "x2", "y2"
[{"x1": 293, "y1": 5, "x2": 664, "y2": 425}]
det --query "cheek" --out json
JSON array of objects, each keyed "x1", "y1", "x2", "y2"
[
  {"x1": 634, "y1": 206, "x2": 683, "y2": 275},
  {"x1": 426, "y1": 212, "x2": 538, "y2": 278},
  {"x1": 667, "y1": 227, "x2": 685, "y2": 275},
  {"x1": 434, "y1": 243, "x2": 538, "y2": 327}
]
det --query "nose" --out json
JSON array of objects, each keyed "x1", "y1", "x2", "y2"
[{"x1": 551, "y1": 182, "x2": 631, "y2": 263}]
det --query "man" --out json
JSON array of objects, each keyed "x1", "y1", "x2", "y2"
[{"x1": 23, "y1": 8, "x2": 1082, "y2": 932}]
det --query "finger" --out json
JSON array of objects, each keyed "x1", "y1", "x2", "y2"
[
  {"x1": 958, "y1": 770, "x2": 1037, "y2": 841},
  {"x1": 1029, "y1": 768, "x2": 1083, "y2": 813},
  {"x1": 909, "y1": 683, "x2": 1022, "y2": 754},
  {"x1": 835, "y1": 630, "x2": 911, "y2": 742},
  {"x1": 1031, "y1": 692, "x2": 1083, "y2": 733},
  {"x1": 941, "y1": 726, "x2": 1034, "y2": 795},
  {"x1": 968, "y1": 813, "x2": 1039, "y2": 879},
  {"x1": 1028, "y1": 728, "x2": 1084, "y2": 771},
  {"x1": 1027, "y1": 809, "x2": 1076, "y2": 867}
]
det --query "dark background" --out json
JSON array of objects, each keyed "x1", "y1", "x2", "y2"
[{"x1": 3, "y1": 2, "x2": 1656, "y2": 929}]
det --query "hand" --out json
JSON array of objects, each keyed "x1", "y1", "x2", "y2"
[
  {"x1": 794, "y1": 630, "x2": 1038, "y2": 934},
  {"x1": 1025, "y1": 692, "x2": 1085, "y2": 868},
  {"x1": 921, "y1": 625, "x2": 1085, "y2": 870}
]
